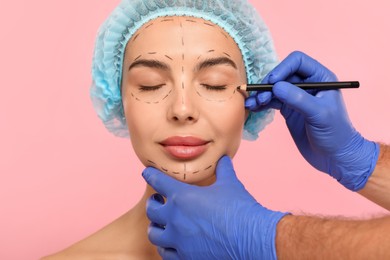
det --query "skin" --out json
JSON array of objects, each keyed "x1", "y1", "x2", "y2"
[
  {"x1": 358, "y1": 144, "x2": 390, "y2": 209},
  {"x1": 41, "y1": 16, "x2": 248, "y2": 259},
  {"x1": 122, "y1": 16, "x2": 248, "y2": 185},
  {"x1": 276, "y1": 143, "x2": 390, "y2": 259}
]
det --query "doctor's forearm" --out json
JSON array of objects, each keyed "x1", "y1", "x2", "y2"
[
  {"x1": 358, "y1": 143, "x2": 390, "y2": 210},
  {"x1": 275, "y1": 214, "x2": 390, "y2": 259}
]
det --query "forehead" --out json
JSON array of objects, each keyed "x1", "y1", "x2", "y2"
[{"x1": 125, "y1": 16, "x2": 243, "y2": 62}]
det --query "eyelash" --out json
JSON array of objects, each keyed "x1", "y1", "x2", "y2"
[
  {"x1": 138, "y1": 84, "x2": 228, "y2": 92},
  {"x1": 139, "y1": 84, "x2": 165, "y2": 91},
  {"x1": 201, "y1": 84, "x2": 227, "y2": 91}
]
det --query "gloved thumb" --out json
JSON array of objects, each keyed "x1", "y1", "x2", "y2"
[
  {"x1": 272, "y1": 81, "x2": 320, "y2": 118},
  {"x1": 215, "y1": 155, "x2": 239, "y2": 185},
  {"x1": 143, "y1": 167, "x2": 185, "y2": 197}
]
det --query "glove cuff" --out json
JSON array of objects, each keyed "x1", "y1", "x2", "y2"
[
  {"x1": 265, "y1": 211, "x2": 291, "y2": 260},
  {"x1": 332, "y1": 135, "x2": 380, "y2": 191},
  {"x1": 248, "y1": 209, "x2": 290, "y2": 260}
]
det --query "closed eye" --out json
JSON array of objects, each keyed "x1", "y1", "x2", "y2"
[
  {"x1": 201, "y1": 84, "x2": 227, "y2": 91},
  {"x1": 139, "y1": 84, "x2": 165, "y2": 91}
]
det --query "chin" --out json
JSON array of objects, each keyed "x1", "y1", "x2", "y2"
[{"x1": 169, "y1": 167, "x2": 217, "y2": 186}]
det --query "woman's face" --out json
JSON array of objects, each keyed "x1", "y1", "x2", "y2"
[{"x1": 122, "y1": 16, "x2": 248, "y2": 185}]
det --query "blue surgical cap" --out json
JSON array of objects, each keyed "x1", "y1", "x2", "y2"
[{"x1": 90, "y1": 0, "x2": 278, "y2": 141}]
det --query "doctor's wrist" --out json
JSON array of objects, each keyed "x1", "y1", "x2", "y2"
[{"x1": 329, "y1": 134, "x2": 379, "y2": 191}]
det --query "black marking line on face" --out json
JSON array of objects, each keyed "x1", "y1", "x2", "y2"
[
  {"x1": 132, "y1": 22, "x2": 154, "y2": 43},
  {"x1": 220, "y1": 31, "x2": 229, "y2": 39},
  {"x1": 196, "y1": 90, "x2": 228, "y2": 103},
  {"x1": 193, "y1": 50, "x2": 239, "y2": 103},
  {"x1": 130, "y1": 91, "x2": 161, "y2": 104},
  {"x1": 129, "y1": 56, "x2": 173, "y2": 104},
  {"x1": 145, "y1": 160, "x2": 217, "y2": 179},
  {"x1": 161, "y1": 18, "x2": 174, "y2": 22},
  {"x1": 145, "y1": 23, "x2": 154, "y2": 29},
  {"x1": 185, "y1": 19, "x2": 196, "y2": 23},
  {"x1": 203, "y1": 22, "x2": 215, "y2": 27},
  {"x1": 162, "y1": 89, "x2": 173, "y2": 101},
  {"x1": 134, "y1": 55, "x2": 142, "y2": 61},
  {"x1": 180, "y1": 17, "x2": 185, "y2": 105},
  {"x1": 204, "y1": 165, "x2": 212, "y2": 170},
  {"x1": 133, "y1": 33, "x2": 140, "y2": 42}
]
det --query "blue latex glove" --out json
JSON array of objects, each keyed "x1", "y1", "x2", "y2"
[
  {"x1": 143, "y1": 156, "x2": 288, "y2": 260},
  {"x1": 245, "y1": 51, "x2": 379, "y2": 191}
]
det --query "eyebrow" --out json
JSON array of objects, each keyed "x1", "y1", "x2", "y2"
[
  {"x1": 195, "y1": 56, "x2": 237, "y2": 72},
  {"x1": 128, "y1": 56, "x2": 238, "y2": 72},
  {"x1": 128, "y1": 59, "x2": 171, "y2": 71}
]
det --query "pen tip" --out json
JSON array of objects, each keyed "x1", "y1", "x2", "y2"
[{"x1": 237, "y1": 84, "x2": 247, "y2": 91}]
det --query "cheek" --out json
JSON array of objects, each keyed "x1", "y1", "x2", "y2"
[
  {"x1": 209, "y1": 99, "x2": 246, "y2": 156},
  {"x1": 123, "y1": 99, "x2": 158, "y2": 156}
]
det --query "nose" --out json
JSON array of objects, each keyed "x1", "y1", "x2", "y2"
[{"x1": 167, "y1": 87, "x2": 199, "y2": 124}]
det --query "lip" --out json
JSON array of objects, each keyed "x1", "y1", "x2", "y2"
[{"x1": 159, "y1": 136, "x2": 210, "y2": 159}]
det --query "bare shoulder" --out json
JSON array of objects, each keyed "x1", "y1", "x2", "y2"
[
  {"x1": 40, "y1": 244, "x2": 160, "y2": 260},
  {"x1": 39, "y1": 239, "x2": 139, "y2": 260},
  {"x1": 40, "y1": 250, "x2": 140, "y2": 260},
  {"x1": 39, "y1": 227, "x2": 132, "y2": 260},
  {"x1": 39, "y1": 209, "x2": 160, "y2": 260}
]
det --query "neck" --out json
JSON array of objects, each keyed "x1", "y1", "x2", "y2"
[{"x1": 117, "y1": 172, "x2": 217, "y2": 258}]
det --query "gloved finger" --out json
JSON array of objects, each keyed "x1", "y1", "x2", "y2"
[
  {"x1": 148, "y1": 223, "x2": 174, "y2": 248},
  {"x1": 262, "y1": 67, "x2": 304, "y2": 85},
  {"x1": 244, "y1": 91, "x2": 273, "y2": 111},
  {"x1": 142, "y1": 167, "x2": 188, "y2": 197},
  {"x1": 272, "y1": 81, "x2": 321, "y2": 118},
  {"x1": 268, "y1": 51, "x2": 328, "y2": 83},
  {"x1": 157, "y1": 247, "x2": 180, "y2": 260},
  {"x1": 215, "y1": 155, "x2": 239, "y2": 185},
  {"x1": 245, "y1": 92, "x2": 274, "y2": 110},
  {"x1": 146, "y1": 194, "x2": 168, "y2": 226},
  {"x1": 285, "y1": 74, "x2": 305, "y2": 83},
  {"x1": 246, "y1": 98, "x2": 282, "y2": 112},
  {"x1": 260, "y1": 99, "x2": 283, "y2": 111},
  {"x1": 244, "y1": 71, "x2": 275, "y2": 111},
  {"x1": 255, "y1": 91, "x2": 272, "y2": 106},
  {"x1": 245, "y1": 95, "x2": 259, "y2": 111}
]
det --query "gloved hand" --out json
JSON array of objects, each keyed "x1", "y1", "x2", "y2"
[
  {"x1": 143, "y1": 156, "x2": 288, "y2": 260},
  {"x1": 245, "y1": 51, "x2": 379, "y2": 191}
]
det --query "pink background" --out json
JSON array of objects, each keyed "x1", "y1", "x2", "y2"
[{"x1": 1, "y1": 0, "x2": 389, "y2": 259}]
